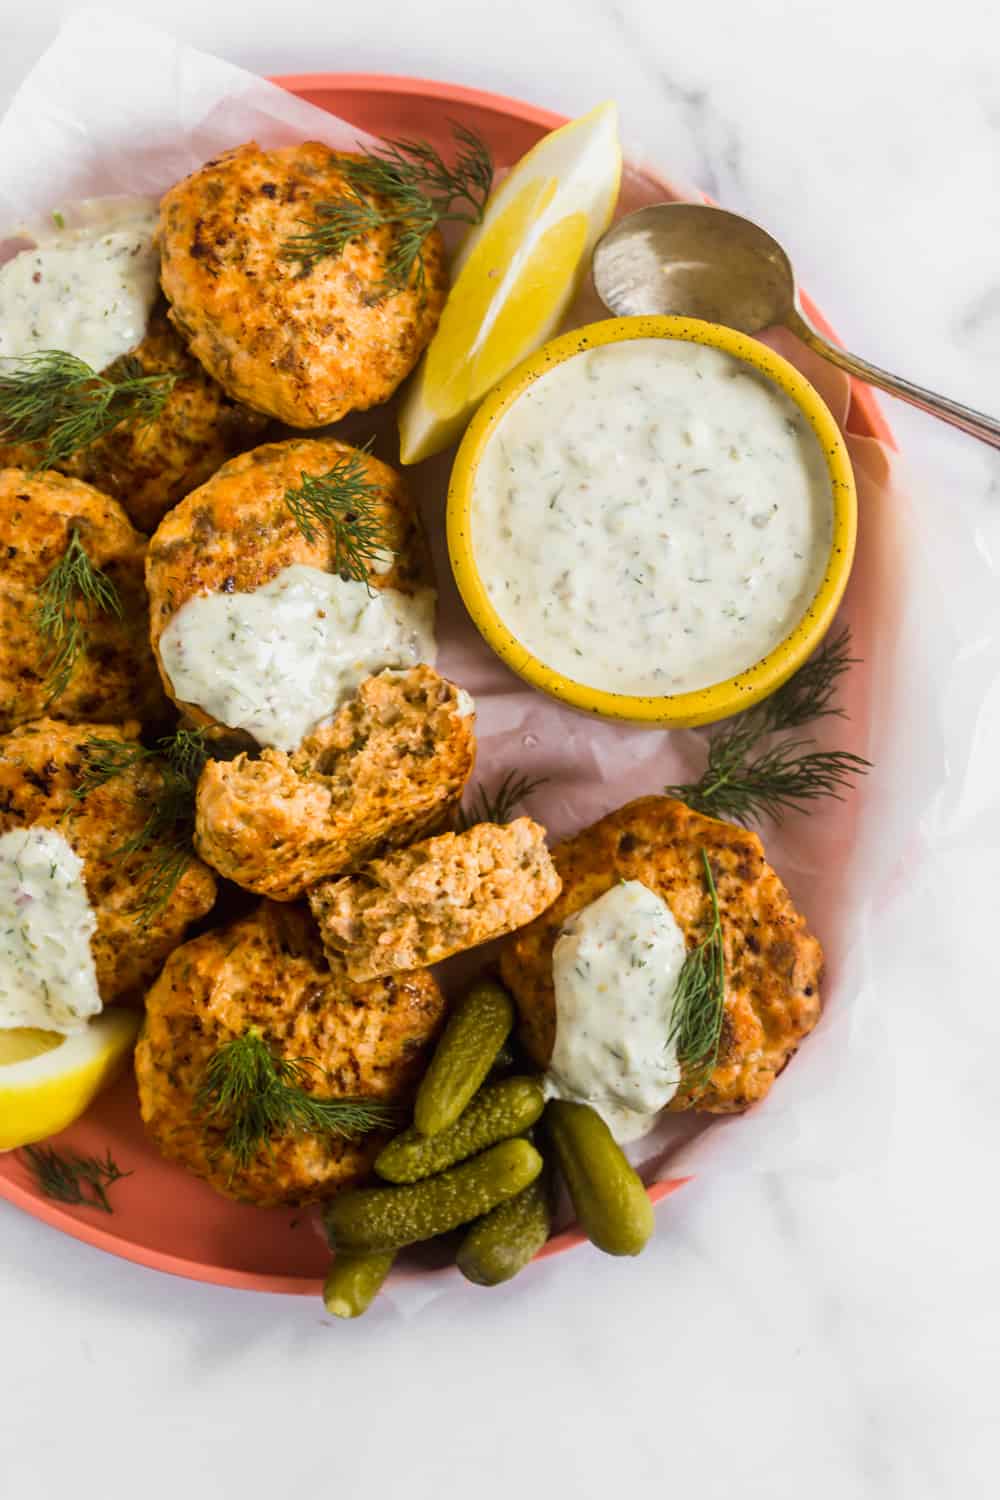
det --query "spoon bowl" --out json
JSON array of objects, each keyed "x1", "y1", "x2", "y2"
[
  {"x1": 594, "y1": 202, "x2": 796, "y2": 333},
  {"x1": 593, "y1": 202, "x2": 1000, "y2": 449}
]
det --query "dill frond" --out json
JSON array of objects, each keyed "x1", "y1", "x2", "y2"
[
  {"x1": 281, "y1": 122, "x2": 493, "y2": 291},
  {"x1": 282, "y1": 443, "x2": 392, "y2": 585},
  {"x1": 668, "y1": 850, "x2": 726, "y2": 1086},
  {"x1": 196, "y1": 1028, "x2": 396, "y2": 1170},
  {"x1": 19, "y1": 1145, "x2": 131, "y2": 1214},
  {"x1": 455, "y1": 770, "x2": 549, "y2": 831},
  {"x1": 32, "y1": 528, "x2": 122, "y2": 701},
  {"x1": 665, "y1": 626, "x2": 870, "y2": 825},
  {"x1": 0, "y1": 349, "x2": 175, "y2": 467}
]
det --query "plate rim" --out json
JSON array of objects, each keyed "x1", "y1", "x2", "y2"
[{"x1": 0, "y1": 69, "x2": 893, "y2": 1295}]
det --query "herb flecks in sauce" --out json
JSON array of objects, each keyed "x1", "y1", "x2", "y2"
[
  {"x1": 0, "y1": 204, "x2": 160, "y2": 374},
  {"x1": 159, "y1": 564, "x2": 437, "y2": 752},
  {"x1": 547, "y1": 881, "x2": 688, "y2": 1143},
  {"x1": 0, "y1": 826, "x2": 101, "y2": 1032},
  {"x1": 472, "y1": 339, "x2": 833, "y2": 696}
]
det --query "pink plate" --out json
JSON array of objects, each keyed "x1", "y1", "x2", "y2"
[{"x1": 0, "y1": 74, "x2": 890, "y2": 1294}]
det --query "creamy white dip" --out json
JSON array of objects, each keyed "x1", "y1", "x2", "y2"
[
  {"x1": 546, "y1": 880, "x2": 687, "y2": 1144},
  {"x1": 472, "y1": 338, "x2": 833, "y2": 695},
  {"x1": 159, "y1": 563, "x2": 438, "y2": 752},
  {"x1": 0, "y1": 202, "x2": 160, "y2": 372},
  {"x1": 0, "y1": 827, "x2": 102, "y2": 1035}
]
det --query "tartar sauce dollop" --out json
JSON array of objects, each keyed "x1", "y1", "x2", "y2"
[
  {"x1": 472, "y1": 338, "x2": 833, "y2": 696},
  {"x1": 0, "y1": 201, "x2": 160, "y2": 372},
  {"x1": 0, "y1": 826, "x2": 102, "y2": 1035},
  {"x1": 159, "y1": 564, "x2": 438, "y2": 752},
  {"x1": 546, "y1": 880, "x2": 687, "y2": 1144}
]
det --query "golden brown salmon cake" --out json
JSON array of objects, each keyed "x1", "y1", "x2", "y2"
[
  {"x1": 157, "y1": 141, "x2": 448, "y2": 426},
  {"x1": 0, "y1": 469, "x2": 167, "y2": 734},
  {"x1": 135, "y1": 901, "x2": 446, "y2": 1206},
  {"x1": 499, "y1": 796, "x2": 823, "y2": 1114},
  {"x1": 144, "y1": 438, "x2": 432, "y2": 730},
  {"x1": 0, "y1": 305, "x2": 270, "y2": 534},
  {"x1": 0, "y1": 718, "x2": 216, "y2": 1003},
  {"x1": 194, "y1": 666, "x2": 475, "y2": 900},
  {"x1": 309, "y1": 818, "x2": 562, "y2": 982}
]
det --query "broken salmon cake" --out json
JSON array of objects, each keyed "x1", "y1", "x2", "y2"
[
  {"x1": 308, "y1": 818, "x2": 561, "y2": 982},
  {"x1": 194, "y1": 666, "x2": 476, "y2": 900}
]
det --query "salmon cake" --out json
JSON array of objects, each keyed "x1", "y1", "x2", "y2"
[
  {"x1": 195, "y1": 666, "x2": 476, "y2": 900},
  {"x1": 0, "y1": 468, "x2": 166, "y2": 733},
  {"x1": 157, "y1": 141, "x2": 448, "y2": 426},
  {"x1": 144, "y1": 438, "x2": 434, "y2": 740},
  {"x1": 0, "y1": 304, "x2": 269, "y2": 534},
  {"x1": 0, "y1": 718, "x2": 216, "y2": 1003},
  {"x1": 499, "y1": 796, "x2": 823, "y2": 1114},
  {"x1": 309, "y1": 818, "x2": 562, "y2": 982},
  {"x1": 135, "y1": 901, "x2": 447, "y2": 1206}
]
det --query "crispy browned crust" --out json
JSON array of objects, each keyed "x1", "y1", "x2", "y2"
[
  {"x1": 157, "y1": 141, "x2": 448, "y2": 425},
  {"x1": 134, "y1": 901, "x2": 446, "y2": 1206},
  {"x1": 194, "y1": 666, "x2": 476, "y2": 900},
  {"x1": 0, "y1": 304, "x2": 270, "y2": 534},
  {"x1": 144, "y1": 438, "x2": 432, "y2": 727},
  {"x1": 309, "y1": 817, "x2": 562, "y2": 981},
  {"x1": 0, "y1": 469, "x2": 168, "y2": 734},
  {"x1": 0, "y1": 718, "x2": 216, "y2": 1003},
  {"x1": 499, "y1": 796, "x2": 823, "y2": 1114}
]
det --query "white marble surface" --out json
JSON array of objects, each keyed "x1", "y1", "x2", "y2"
[{"x1": 2, "y1": 3, "x2": 999, "y2": 1496}]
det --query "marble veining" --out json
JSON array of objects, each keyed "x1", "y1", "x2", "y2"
[{"x1": 1, "y1": 5, "x2": 998, "y2": 1499}]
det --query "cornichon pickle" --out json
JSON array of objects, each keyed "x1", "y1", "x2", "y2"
[
  {"x1": 324, "y1": 1139, "x2": 542, "y2": 1252},
  {"x1": 375, "y1": 1076, "x2": 545, "y2": 1183},
  {"x1": 456, "y1": 1175, "x2": 551, "y2": 1286},
  {"x1": 414, "y1": 980, "x2": 514, "y2": 1136},
  {"x1": 322, "y1": 1249, "x2": 395, "y2": 1319},
  {"x1": 546, "y1": 1099, "x2": 655, "y2": 1257}
]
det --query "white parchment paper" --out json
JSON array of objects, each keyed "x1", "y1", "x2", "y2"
[{"x1": 3, "y1": 10, "x2": 997, "y2": 1308}]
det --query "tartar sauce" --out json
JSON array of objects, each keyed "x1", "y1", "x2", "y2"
[
  {"x1": 159, "y1": 563, "x2": 438, "y2": 752},
  {"x1": 546, "y1": 880, "x2": 687, "y2": 1144},
  {"x1": 0, "y1": 201, "x2": 160, "y2": 372},
  {"x1": 0, "y1": 826, "x2": 102, "y2": 1035},
  {"x1": 472, "y1": 338, "x2": 833, "y2": 695}
]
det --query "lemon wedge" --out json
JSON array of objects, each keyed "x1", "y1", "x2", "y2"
[
  {"x1": 0, "y1": 1010, "x2": 140, "y2": 1151},
  {"x1": 398, "y1": 101, "x2": 622, "y2": 465}
]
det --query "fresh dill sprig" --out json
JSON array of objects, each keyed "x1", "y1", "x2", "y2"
[
  {"x1": 0, "y1": 350, "x2": 176, "y2": 468},
  {"x1": 20, "y1": 1145, "x2": 131, "y2": 1214},
  {"x1": 665, "y1": 626, "x2": 870, "y2": 826},
  {"x1": 32, "y1": 528, "x2": 123, "y2": 701},
  {"x1": 668, "y1": 850, "x2": 726, "y2": 1086},
  {"x1": 73, "y1": 727, "x2": 210, "y2": 927},
  {"x1": 282, "y1": 443, "x2": 392, "y2": 586},
  {"x1": 196, "y1": 1028, "x2": 396, "y2": 1170},
  {"x1": 455, "y1": 770, "x2": 549, "y2": 831},
  {"x1": 282, "y1": 122, "x2": 493, "y2": 290}
]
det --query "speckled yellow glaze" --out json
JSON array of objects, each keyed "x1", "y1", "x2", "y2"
[{"x1": 447, "y1": 315, "x2": 857, "y2": 728}]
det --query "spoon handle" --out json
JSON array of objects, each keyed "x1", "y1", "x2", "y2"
[{"x1": 787, "y1": 308, "x2": 1000, "y2": 449}]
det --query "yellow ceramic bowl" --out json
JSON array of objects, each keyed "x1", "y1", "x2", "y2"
[{"x1": 447, "y1": 315, "x2": 857, "y2": 728}]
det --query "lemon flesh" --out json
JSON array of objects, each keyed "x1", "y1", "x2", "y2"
[
  {"x1": 0, "y1": 1009, "x2": 140, "y2": 1151},
  {"x1": 398, "y1": 101, "x2": 621, "y2": 465}
]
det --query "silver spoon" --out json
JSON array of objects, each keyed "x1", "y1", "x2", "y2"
[{"x1": 592, "y1": 203, "x2": 1000, "y2": 448}]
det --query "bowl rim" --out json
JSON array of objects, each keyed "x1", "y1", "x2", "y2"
[{"x1": 447, "y1": 314, "x2": 858, "y2": 727}]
